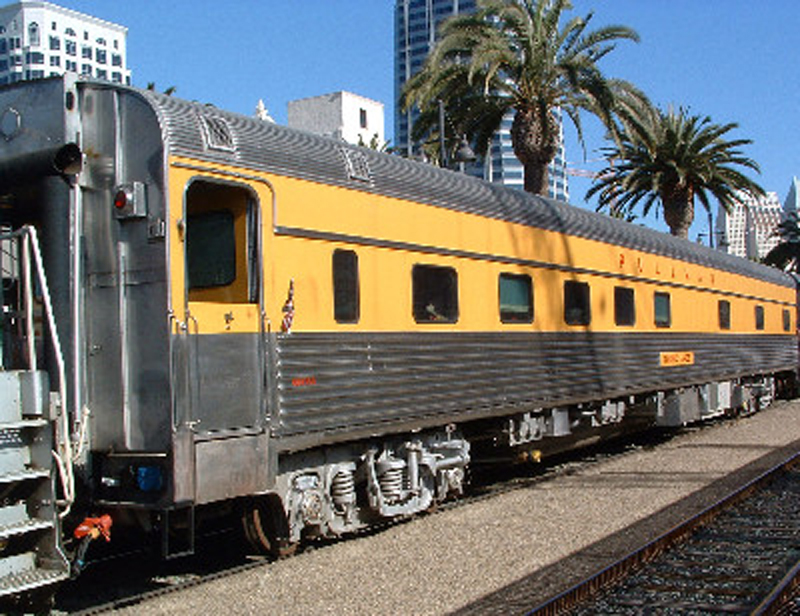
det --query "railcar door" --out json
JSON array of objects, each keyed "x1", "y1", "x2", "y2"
[{"x1": 177, "y1": 177, "x2": 268, "y2": 504}]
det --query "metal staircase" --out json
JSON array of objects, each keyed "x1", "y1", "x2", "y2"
[
  {"x1": 0, "y1": 370, "x2": 68, "y2": 600},
  {"x1": 0, "y1": 227, "x2": 70, "y2": 607}
]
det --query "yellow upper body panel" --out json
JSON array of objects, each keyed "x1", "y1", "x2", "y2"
[{"x1": 167, "y1": 156, "x2": 795, "y2": 336}]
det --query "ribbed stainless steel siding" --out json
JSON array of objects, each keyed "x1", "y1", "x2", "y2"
[{"x1": 274, "y1": 332, "x2": 797, "y2": 441}]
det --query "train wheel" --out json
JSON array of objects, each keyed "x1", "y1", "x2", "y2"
[{"x1": 241, "y1": 495, "x2": 296, "y2": 559}]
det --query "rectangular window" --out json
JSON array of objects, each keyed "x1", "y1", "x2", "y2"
[
  {"x1": 81, "y1": 45, "x2": 92, "y2": 59},
  {"x1": 564, "y1": 280, "x2": 591, "y2": 326},
  {"x1": 49, "y1": 56, "x2": 60, "y2": 67},
  {"x1": 96, "y1": 48, "x2": 106, "y2": 64},
  {"x1": 755, "y1": 305, "x2": 765, "y2": 330},
  {"x1": 783, "y1": 309, "x2": 792, "y2": 332},
  {"x1": 65, "y1": 40, "x2": 76, "y2": 56},
  {"x1": 413, "y1": 264, "x2": 458, "y2": 323},
  {"x1": 614, "y1": 286, "x2": 635, "y2": 326},
  {"x1": 718, "y1": 300, "x2": 731, "y2": 330},
  {"x1": 654, "y1": 292, "x2": 671, "y2": 328},
  {"x1": 359, "y1": 108, "x2": 367, "y2": 129},
  {"x1": 186, "y1": 210, "x2": 236, "y2": 290},
  {"x1": 49, "y1": 35, "x2": 59, "y2": 50},
  {"x1": 499, "y1": 273, "x2": 533, "y2": 323},
  {"x1": 186, "y1": 181, "x2": 257, "y2": 304},
  {"x1": 333, "y1": 249, "x2": 359, "y2": 323}
]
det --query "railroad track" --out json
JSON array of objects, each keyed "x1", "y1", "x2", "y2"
[{"x1": 530, "y1": 452, "x2": 800, "y2": 615}]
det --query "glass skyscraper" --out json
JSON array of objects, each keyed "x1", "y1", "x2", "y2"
[{"x1": 394, "y1": 0, "x2": 569, "y2": 201}]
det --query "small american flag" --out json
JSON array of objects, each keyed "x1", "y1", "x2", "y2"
[{"x1": 281, "y1": 279, "x2": 295, "y2": 334}]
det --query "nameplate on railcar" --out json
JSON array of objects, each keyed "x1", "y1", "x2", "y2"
[{"x1": 660, "y1": 351, "x2": 695, "y2": 367}]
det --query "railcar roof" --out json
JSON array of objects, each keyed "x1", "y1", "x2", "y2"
[{"x1": 130, "y1": 83, "x2": 793, "y2": 289}]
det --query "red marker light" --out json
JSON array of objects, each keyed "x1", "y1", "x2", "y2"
[{"x1": 114, "y1": 189, "x2": 127, "y2": 209}]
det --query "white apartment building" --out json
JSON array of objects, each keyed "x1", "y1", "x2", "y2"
[
  {"x1": 0, "y1": 1, "x2": 129, "y2": 86},
  {"x1": 716, "y1": 190, "x2": 782, "y2": 260},
  {"x1": 287, "y1": 91, "x2": 385, "y2": 148}
]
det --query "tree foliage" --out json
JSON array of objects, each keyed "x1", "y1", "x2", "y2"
[
  {"x1": 588, "y1": 100, "x2": 765, "y2": 238},
  {"x1": 764, "y1": 212, "x2": 800, "y2": 271},
  {"x1": 401, "y1": 0, "x2": 639, "y2": 195}
]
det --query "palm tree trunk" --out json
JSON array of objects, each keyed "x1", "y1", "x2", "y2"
[
  {"x1": 511, "y1": 108, "x2": 557, "y2": 197},
  {"x1": 661, "y1": 185, "x2": 694, "y2": 238},
  {"x1": 524, "y1": 161, "x2": 549, "y2": 195}
]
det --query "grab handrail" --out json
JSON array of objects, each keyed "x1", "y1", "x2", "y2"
[{"x1": 0, "y1": 225, "x2": 75, "y2": 516}]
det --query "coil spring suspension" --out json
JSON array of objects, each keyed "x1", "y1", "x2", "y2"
[
  {"x1": 330, "y1": 469, "x2": 355, "y2": 511},
  {"x1": 378, "y1": 462, "x2": 404, "y2": 502}
]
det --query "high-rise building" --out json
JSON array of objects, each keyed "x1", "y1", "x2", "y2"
[
  {"x1": 783, "y1": 176, "x2": 799, "y2": 218},
  {"x1": 288, "y1": 91, "x2": 385, "y2": 148},
  {"x1": 716, "y1": 191, "x2": 783, "y2": 260},
  {"x1": 0, "y1": 1, "x2": 130, "y2": 86},
  {"x1": 394, "y1": 0, "x2": 568, "y2": 201}
]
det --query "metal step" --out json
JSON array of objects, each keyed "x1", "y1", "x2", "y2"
[
  {"x1": 0, "y1": 418, "x2": 47, "y2": 431},
  {"x1": 0, "y1": 554, "x2": 69, "y2": 598},
  {"x1": 0, "y1": 468, "x2": 50, "y2": 485},
  {"x1": 0, "y1": 518, "x2": 55, "y2": 541}
]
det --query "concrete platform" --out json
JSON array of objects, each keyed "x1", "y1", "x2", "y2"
[{"x1": 122, "y1": 399, "x2": 800, "y2": 615}]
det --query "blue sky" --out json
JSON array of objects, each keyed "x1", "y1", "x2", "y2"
[{"x1": 66, "y1": 1, "x2": 798, "y2": 240}]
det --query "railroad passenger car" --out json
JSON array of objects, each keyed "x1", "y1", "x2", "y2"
[{"x1": 0, "y1": 76, "x2": 794, "y2": 603}]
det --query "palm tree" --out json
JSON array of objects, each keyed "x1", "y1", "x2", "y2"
[
  {"x1": 401, "y1": 0, "x2": 639, "y2": 195},
  {"x1": 764, "y1": 213, "x2": 800, "y2": 271},
  {"x1": 146, "y1": 82, "x2": 177, "y2": 96},
  {"x1": 588, "y1": 103, "x2": 765, "y2": 238}
]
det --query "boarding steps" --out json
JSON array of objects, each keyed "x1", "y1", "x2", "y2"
[{"x1": 0, "y1": 369, "x2": 68, "y2": 603}]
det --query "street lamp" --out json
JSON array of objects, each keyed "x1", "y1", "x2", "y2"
[
  {"x1": 438, "y1": 100, "x2": 476, "y2": 172},
  {"x1": 454, "y1": 135, "x2": 476, "y2": 172}
]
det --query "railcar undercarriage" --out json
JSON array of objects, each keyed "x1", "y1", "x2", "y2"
[
  {"x1": 237, "y1": 372, "x2": 789, "y2": 556},
  {"x1": 240, "y1": 426, "x2": 470, "y2": 554}
]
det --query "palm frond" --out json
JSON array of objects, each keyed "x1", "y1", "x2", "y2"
[{"x1": 401, "y1": 0, "x2": 639, "y2": 195}]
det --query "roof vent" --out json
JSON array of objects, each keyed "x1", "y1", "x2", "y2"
[
  {"x1": 200, "y1": 115, "x2": 235, "y2": 152},
  {"x1": 340, "y1": 147, "x2": 372, "y2": 184}
]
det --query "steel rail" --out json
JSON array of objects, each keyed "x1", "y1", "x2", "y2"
[
  {"x1": 751, "y1": 557, "x2": 800, "y2": 616},
  {"x1": 526, "y1": 450, "x2": 800, "y2": 616}
]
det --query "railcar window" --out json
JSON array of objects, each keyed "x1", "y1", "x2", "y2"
[
  {"x1": 413, "y1": 265, "x2": 458, "y2": 323},
  {"x1": 654, "y1": 292, "x2": 671, "y2": 328},
  {"x1": 755, "y1": 305, "x2": 765, "y2": 330},
  {"x1": 185, "y1": 180, "x2": 257, "y2": 303},
  {"x1": 333, "y1": 249, "x2": 359, "y2": 323},
  {"x1": 783, "y1": 308, "x2": 792, "y2": 332},
  {"x1": 564, "y1": 280, "x2": 591, "y2": 326},
  {"x1": 499, "y1": 273, "x2": 533, "y2": 323},
  {"x1": 614, "y1": 286, "x2": 635, "y2": 326},
  {"x1": 718, "y1": 300, "x2": 731, "y2": 330},
  {"x1": 186, "y1": 210, "x2": 236, "y2": 289}
]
